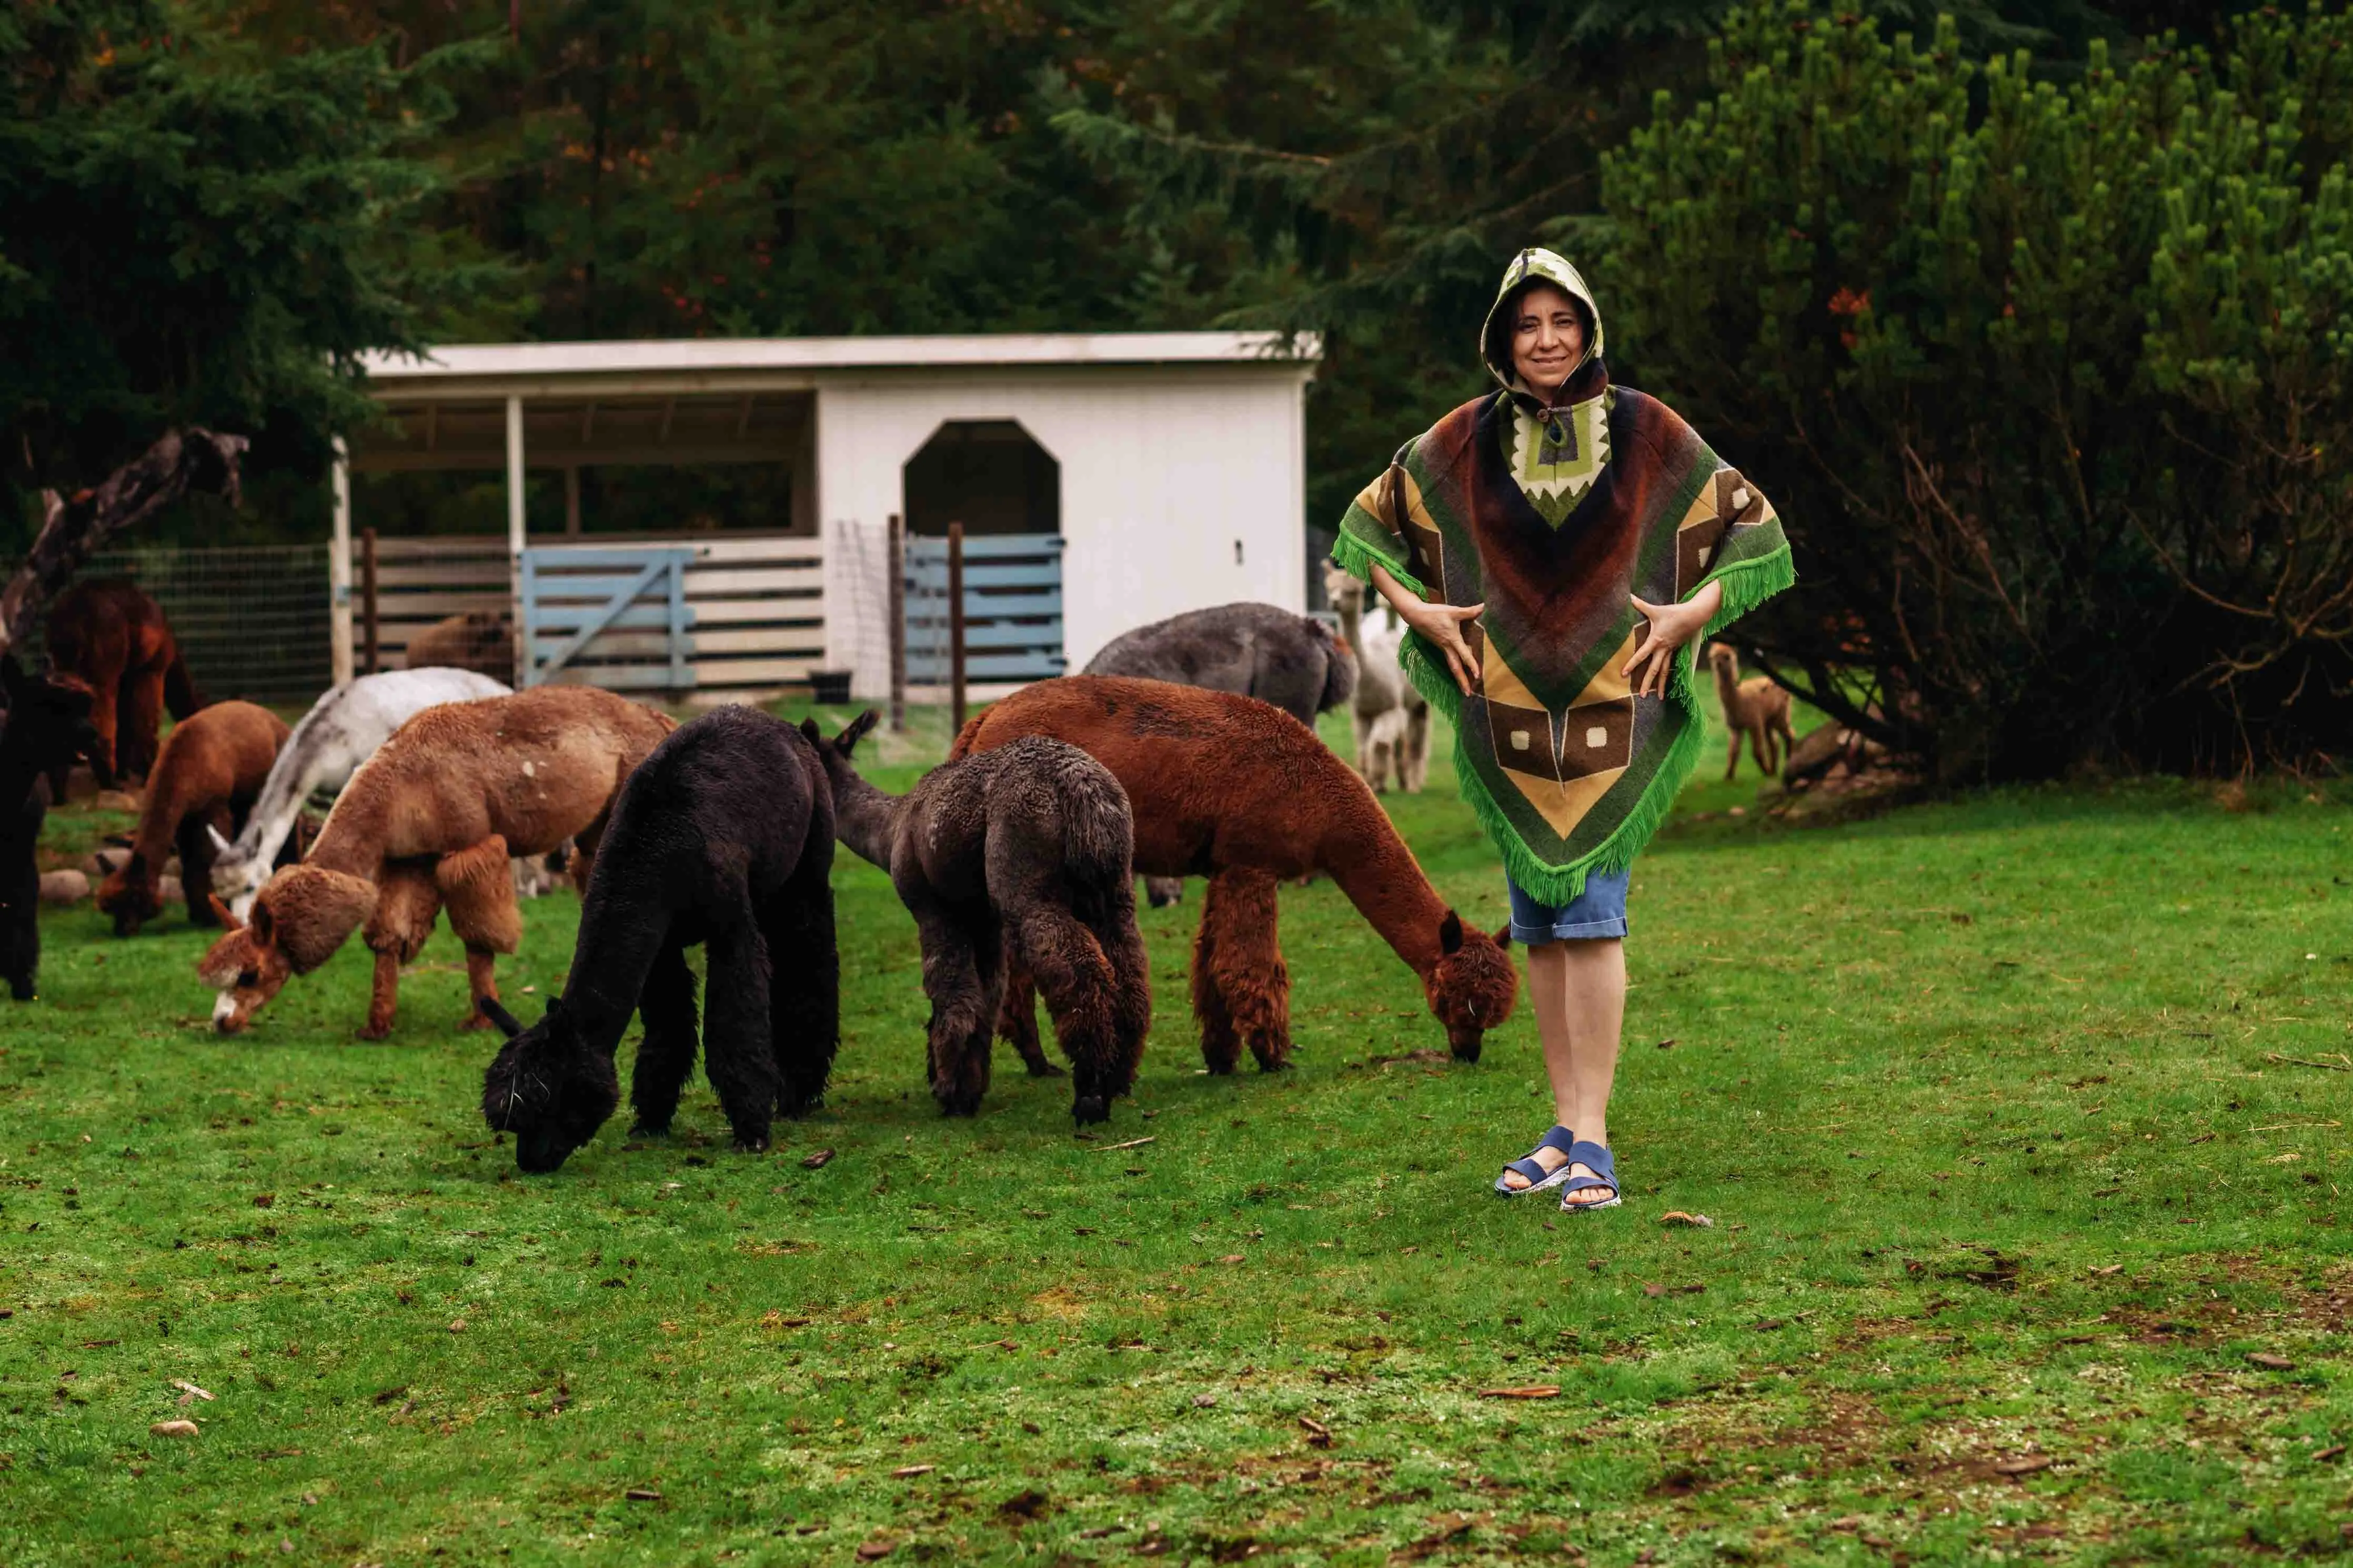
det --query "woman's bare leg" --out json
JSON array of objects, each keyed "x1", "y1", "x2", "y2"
[{"x1": 1499, "y1": 936, "x2": 1626, "y2": 1196}]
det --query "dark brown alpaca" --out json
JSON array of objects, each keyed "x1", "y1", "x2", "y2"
[
  {"x1": 45, "y1": 580, "x2": 204, "y2": 787},
  {"x1": 952, "y1": 676, "x2": 1520, "y2": 1069},
  {"x1": 807, "y1": 711, "x2": 1150, "y2": 1124},
  {"x1": 95, "y1": 701, "x2": 289, "y2": 936}
]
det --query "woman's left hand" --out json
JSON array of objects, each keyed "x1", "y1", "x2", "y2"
[{"x1": 1622, "y1": 585, "x2": 1721, "y2": 698}]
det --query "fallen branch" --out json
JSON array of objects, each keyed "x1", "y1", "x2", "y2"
[
  {"x1": 2266, "y1": 1052, "x2": 2352, "y2": 1073},
  {"x1": 1088, "y1": 1136, "x2": 1155, "y2": 1152},
  {"x1": 0, "y1": 427, "x2": 247, "y2": 654}
]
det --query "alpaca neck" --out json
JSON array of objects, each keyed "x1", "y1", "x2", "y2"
[
  {"x1": 233, "y1": 728, "x2": 327, "y2": 871},
  {"x1": 1711, "y1": 653, "x2": 1742, "y2": 715},
  {"x1": 1334, "y1": 592, "x2": 1365, "y2": 655},
  {"x1": 562, "y1": 874, "x2": 677, "y2": 1057},
  {"x1": 302, "y1": 790, "x2": 390, "y2": 884},
  {"x1": 819, "y1": 759, "x2": 902, "y2": 872},
  {"x1": 1317, "y1": 793, "x2": 1454, "y2": 979}
]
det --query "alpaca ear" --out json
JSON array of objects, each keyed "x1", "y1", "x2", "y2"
[
  {"x1": 836, "y1": 708, "x2": 880, "y2": 756},
  {"x1": 207, "y1": 823, "x2": 234, "y2": 857},
  {"x1": 1438, "y1": 910, "x2": 1464, "y2": 955},
  {"x1": 478, "y1": 997, "x2": 523, "y2": 1039},
  {"x1": 207, "y1": 893, "x2": 244, "y2": 933},
  {"x1": 1492, "y1": 921, "x2": 1512, "y2": 949},
  {"x1": 798, "y1": 717, "x2": 821, "y2": 744}
]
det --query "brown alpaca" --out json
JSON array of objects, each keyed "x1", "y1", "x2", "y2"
[
  {"x1": 45, "y1": 580, "x2": 204, "y2": 788},
  {"x1": 1708, "y1": 643, "x2": 1795, "y2": 781},
  {"x1": 953, "y1": 677, "x2": 1519, "y2": 1069},
  {"x1": 403, "y1": 611, "x2": 515, "y2": 682},
  {"x1": 197, "y1": 686, "x2": 674, "y2": 1038},
  {"x1": 95, "y1": 701, "x2": 290, "y2": 936}
]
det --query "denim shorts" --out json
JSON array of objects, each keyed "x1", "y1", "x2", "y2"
[{"x1": 1507, "y1": 866, "x2": 1631, "y2": 944}]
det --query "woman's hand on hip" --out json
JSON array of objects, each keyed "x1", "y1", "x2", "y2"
[
  {"x1": 1623, "y1": 583, "x2": 1723, "y2": 699},
  {"x1": 1372, "y1": 565, "x2": 1483, "y2": 695}
]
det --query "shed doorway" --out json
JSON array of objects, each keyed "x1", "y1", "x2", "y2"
[{"x1": 902, "y1": 420, "x2": 1065, "y2": 686}]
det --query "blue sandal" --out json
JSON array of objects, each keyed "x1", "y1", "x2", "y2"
[
  {"x1": 1557, "y1": 1141, "x2": 1621, "y2": 1211},
  {"x1": 1494, "y1": 1126, "x2": 1580, "y2": 1197}
]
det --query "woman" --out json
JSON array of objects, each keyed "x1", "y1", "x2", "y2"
[{"x1": 1330, "y1": 248, "x2": 1793, "y2": 1211}]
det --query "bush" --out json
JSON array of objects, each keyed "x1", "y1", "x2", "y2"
[{"x1": 1600, "y1": 2, "x2": 2353, "y2": 781}]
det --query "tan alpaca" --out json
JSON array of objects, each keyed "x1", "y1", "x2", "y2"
[
  {"x1": 1322, "y1": 564, "x2": 1428, "y2": 792},
  {"x1": 1707, "y1": 642, "x2": 1795, "y2": 780},
  {"x1": 197, "y1": 686, "x2": 674, "y2": 1038}
]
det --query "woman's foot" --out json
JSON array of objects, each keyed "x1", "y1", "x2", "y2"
[
  {"x1": 1495, "y1": 1126, "x2": 1580, "y2": 1195},
  {"x1": 1556, "y1": 1140, "x2": 1621, "y2": 1211}
]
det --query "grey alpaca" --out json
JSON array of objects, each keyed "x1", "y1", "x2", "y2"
[
  {"x1": 1084, "y1": 601, "x2": 1357, "y2": 905},
  {"x1": 804, "y1": 712, "x2": 1151, "y2": 1124}
]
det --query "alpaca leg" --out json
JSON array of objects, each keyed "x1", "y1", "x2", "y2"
[
  {"x1": 358, "y1": 867, "x2": 441, "y2": 1041},
  {"x1": 1725, "y1": 724, "x2": 1745, "y2": 781},
  {"x1": 701, "y1": 920, "x2": 780, "y2": 1152},
  {"x1": 1190, "y1": 895, "x2": 1243, "y2": 1075},
  {"x1": 1406, "y1": 705, "x2": 1431, "y2": 792},
  {"x1": 1194, "y1": 869, "x2": 1290, "y2": 1071},
  {"x1": 762, "y1": 863, "x2": 840, "y2": 1117},
  {"x1": 361, "y1": 949, "x2": 402, "y2": 1040},
  {"x1": 914, "y1": 905, "x2": 996, "y2": 1116},
  {"x1": 120, "y1": 671, "x2": 165, "y2": 785},
  {"x1": 1009, "y1": 906, "x2": 1123, "y2": 1123},
  {"x1": 85, "y1": 679, "x2": 121, "y2": 789},
  {"x1": 442, "y1": 848, "x2": 522, "y2": 1031},
  {"x1": 462, "y1": 947, "x2": 503, "y2": 1029},
  {"x1": 1101, "y1": 910, "x2": 1153, "y2": 1102},
  {"x1": 994, "y1": 954, "x2": 1063, "y2": 1078},
  {"x1": 175, "y1": 812, "x2": 221, "y2": 928},
  {"x1": 629, "y1": 938, "x2": 700, "y2": 1136}
]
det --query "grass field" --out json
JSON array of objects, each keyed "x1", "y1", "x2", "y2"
[{"x1": 4, "y1": 694, "x2": 2350, "y2": 1566}]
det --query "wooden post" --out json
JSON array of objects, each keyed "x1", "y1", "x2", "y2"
[
  {"x1": 948, "y1": 519, "x2": 967, "y2": 733},
  {"x1": 360, "y1": 526, "x2": 379, "y2": 676},
  {"x1": 887, "y1": 512, "x2": 906, "y2": 733},
  {"x1": 328, "y1": 437, "x2": 354, "y2": 685},
  {"x1": 505, "y1": 394, "x2": 527, "y2": 687}
]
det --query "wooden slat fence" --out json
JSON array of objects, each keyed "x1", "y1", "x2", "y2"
[
  {"x1": 369, "y1": 534, "x2": 827, "y2": 697},
  {"x1": 905, "y1": 532, "x2": 1065, "y2": 685}
]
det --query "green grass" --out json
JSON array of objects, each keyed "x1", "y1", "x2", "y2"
[{"x1": 4, "y1": 695, "x2": 2351, "y2": 1566}]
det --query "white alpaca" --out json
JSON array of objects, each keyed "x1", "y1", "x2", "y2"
[
  {"x1": 1324, "y1": 564, "x2": 1430, "y2": 793},
  {"x1": 208, "y1": 667, "x2": 510, "y2": 915}
]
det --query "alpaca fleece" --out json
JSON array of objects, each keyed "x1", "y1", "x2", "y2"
[
  {"x1": 198, "y1": 685, "x2": 675, "y2": 1038},
  {"x1": 402, "y1": 611, "x2": 514, "y2": 681},
  {"x1": 813, "y1": 713, "x2": 1149, "y2": 1124},
  {"x1": 480, "y1": 706, "x2": 839, "y2": 1174},
  {"x1": 211, "y1": 666, "x2": 509, "y2": 916},
  {"x1": 96, "y1": 701, "x2": 289, "y2": 936},
  {"x1": 0, "y1": 656, "x2": 97, "y2": 1000},
  {"x1": 44, "y1": 579, "x2": 203, "y2": 788},
  {"x1": 953, "y1": 676, "x2": 1519, "y2": 1066}
]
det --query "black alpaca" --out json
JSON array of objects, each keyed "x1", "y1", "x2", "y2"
[
  {"x1": 0, "y1": 656, "x2": 98, "y2": 1002},
  {"x1": 479, "y1": 706, "x2": 840, "y2": 1174},
  {"x1": 805, "y1": 711, "x2": 1151, "y2": 1124}
]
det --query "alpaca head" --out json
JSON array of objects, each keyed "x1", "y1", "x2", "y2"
[
  {"x1": 1706, "y1": 642, "x2": 1737, "y2": 678},
  {"x1": 196, "y1": 865, "x2": 375, "y2": 1033},
  {"x1": 1423, "y1": 910, "x2": 1519, "y2": 1062},
  {"x1": 1322, "y1": 564, "x2": 1364, "y2": 617},
  {"x1": 206, "y1": 822, "x2": 268, "y2": 916},
  {"x1": 479, "y1": 996, "x2": 620, "y2": 1174},
  {"x1": 0, "y1": 654, "x2": 97, "y2": 773},
  {"x1": 800, "y1": 709, "x2": 879, "y2": 768},
  {"x1": 95, "y1": 852, "x2": 163, "y2": 937}
]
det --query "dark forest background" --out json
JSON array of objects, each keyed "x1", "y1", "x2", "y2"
[{"x1": 5, "y1": 1, "x2": 2347, "y2": 778}]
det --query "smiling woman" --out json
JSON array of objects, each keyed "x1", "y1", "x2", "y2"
[{"x1": 1328, "y1": 246, "x2": 1796, "y2": 1215}]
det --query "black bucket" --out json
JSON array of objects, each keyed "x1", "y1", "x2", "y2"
[{"x1": 808, "y1": 670, "x2": 852, "y2": 705}]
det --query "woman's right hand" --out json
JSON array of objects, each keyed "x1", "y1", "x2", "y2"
[{"x1": 1371, "y1": 565, "x2": 1483, "y2": 695}]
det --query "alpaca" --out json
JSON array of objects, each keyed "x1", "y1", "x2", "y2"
[
  {"x1": 196, "y1": 685, "x2": 674, "y2": 1038},
  {"x1": 1322, "y1": 564, "x2": 1429, "y2": 793},
  {"x1": 207, "y1": 667, "x2": 511, "y2": 916},
  {"x1": 478, "y1": 706, "x2": 839, "y2": 1173},
  {"x1": 403, "y1": 611, "x2": 514, "y2": 681},
  {"x1": 94, "y1": 701, "x2": 290, "y2": 936},
  {"x1": 809, "y1": 711, "x2": 1150, "y2": 1124},
  {"x1": 1707, "y1": 643, "x2": 1796, "y2": 781},
  {"x1": 44, "y1": 579, "x2": 204, "y2": 789},
  {"x1": 952, "y1": 677, "x2": 1519, "y2": 1069},
  {"x1": 1086, "y1": 601, "x2": 1359, "y2": 906},
  {"x1": 0, "y1": 656, "x2": 98, "y2": 1000}
]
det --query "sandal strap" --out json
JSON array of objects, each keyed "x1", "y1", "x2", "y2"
[
  {"x1": 1561, "y1": 1141, "x2": 1617, "y2": 1196},
  {"x1": 1501, "y1": 1126, "x2": 1578, "y2": 1181}
]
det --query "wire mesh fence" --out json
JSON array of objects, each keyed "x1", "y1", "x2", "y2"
[{"x1": 16, "y1": 544, "x2": 334, "y2": 710}]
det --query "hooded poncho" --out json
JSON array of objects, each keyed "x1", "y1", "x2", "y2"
[{"x1": 1331, "y1": 248, "x2": 1796, "y2": 904}]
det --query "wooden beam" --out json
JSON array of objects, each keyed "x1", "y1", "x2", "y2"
[
  {"x1": 657, "y1": 397, "x2": 676, "y2": 446},
  {"x1": 423, "y1": 403, "x2": 439, "y2": 452},
  {"x1": 735, "y1": 393, "x2": 755, "y2": 438},
  {"x1": 579, "y1": 401, "x2": 597, "y2": 444}
]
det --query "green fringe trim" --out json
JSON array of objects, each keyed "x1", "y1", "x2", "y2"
[
  {"x1": 1393, "y1": 538, "x2": 1798, "y2": 908},
  {"x1": 1327, "y1": 525, "x2": 1423, "y2": 598}
]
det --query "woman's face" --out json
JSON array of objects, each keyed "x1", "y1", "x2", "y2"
[{"x1": 1510, "y1": 282, "x2": 1587, "y2": 398}]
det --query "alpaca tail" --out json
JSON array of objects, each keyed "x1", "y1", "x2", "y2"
[
  {"x1": 1058, "y1": 767, "x2": 1134, "y2": 919},
  {"x1": 163, "y1": 650, "x2": 205, "y2": 717},
  {"x1": 1312, "y1": 616, "x2": 1358, "y2": 714},
  {"x1": 947, "y1": 712, "x2": 986, "y2": 761}
]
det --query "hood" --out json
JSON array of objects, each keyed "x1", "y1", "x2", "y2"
[{"x1": 1481, "y1": 247, "x2": 1605, "y2": 399}]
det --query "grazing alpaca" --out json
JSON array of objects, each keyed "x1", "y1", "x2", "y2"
[
  {"x1": 0, "y1": 657, "x2": 98, "y2": 1000},
  {"x1": 1707, "y1": 643, "x2": 1796, "y2": 781},
  {"x1": 196, "y1": 685, "x2": 673, "y2": 1038},
  {"x1": 478, "y1": 706, "x2": 839, "y2": 1173},
  {"x1": 403, "y1": 611, "x2": 514, "y2": 681},
  {"x1": 44, "y1": 579, "x2": 204, "y2": 788},
  {"x1": 95, "y1": 701, "x2": 289, "y2": 936},
  {"x1": 1087, "y1": 601, "x2": 1358, "y2": 906},
  {"x1": 1322, "y1": 564, "x2": 1429, "y2": 793},
  {"x1": 952, "y1": 677, "x2": 1519, "y2": 1069},
  {"x1": 207, "y1": 667, "x2": 511, "y2": 916},
  {"x1": 809, "y1": 711, "x2": 1150, "y2": 1124}
]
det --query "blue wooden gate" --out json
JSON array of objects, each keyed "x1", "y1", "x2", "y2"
[
  {"x1": 518, "y1": 545, "x2": 696, "y2": 692},
  {"x1": 904, "y1": 532, "x2": 1065, "y2": 684}
]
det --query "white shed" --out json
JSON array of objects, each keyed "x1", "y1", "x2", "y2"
[{"x1": 344, "y1": 332, "x2": 1320, "y2": 702}]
